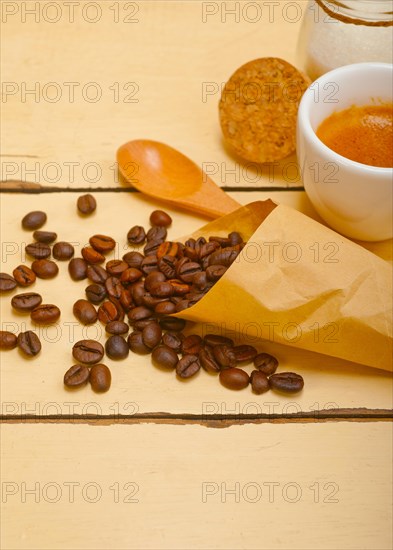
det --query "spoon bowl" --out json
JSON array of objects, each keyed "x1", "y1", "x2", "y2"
[{"x1": 117, "y1": 140, "x2": 241, "y2": 218}]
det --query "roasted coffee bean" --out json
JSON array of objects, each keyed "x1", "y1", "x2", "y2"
[
  {"x1": 64, "y1": 364, "x2": 90, "y2": 388},
  {"x1": 197, "y1": 241, "x2": 220, "y2": 259},
  {"x1": 105, "y1": 276, "x2": 122, "y2": 299},
  {"x1": 158, "y1": 255, "x2": 176, "y2": 278},
  {"x1": 157, "y1": 241, "x2": 179, "y2": 259},
  {"x1": 98, "y1": 301, "x2": 119, "y2": 324},
  {"x1": 68, "y1": 258, "x2": 88, "y2": 281},
  {"x1": 155, "y1": 301, "x2": 176, "y2": 315},
  {"x1": 178, "y1": 261, "x2": 202, "y2": 283},
  {"x1": 123, "y1": 251, "x2": 144, "y2": 268},
  {"x1": 133, "y1": 318, "x2": 156, "y2": 331},
  {"x1": 25, "y1": 242, "x2": 51, "y2": 260},
  {"x1": 11, "y1": 292, "x2": 42, "y2": 312},
  {"x1": 152, "y1": 345, "x2": 178, "y2": 369},
  {"x1": 17, "y1": 330, "x2": 41, "y2": 356},
  {"x1": 150, "y1": 210, "x2": 172, "y2": 227},
  {"x1": 106, "y1": 320, "x2": 129, "y2": 335},
  {"x1": 142, "y1": 322, "x2": 162, "y2": 349},
  {"x1": 206, "y1": 265, "x2": 227, "y2": 281},
  {"x1": 167, "y1": 280, "x2": 189, "y2": 296},
  {"x1": 193, "y1": 271, "x2": 207, "y2": 290},
  {"x1": 175, "y1": 299, "x2": 189, "y2": 312},
  {"x1": 181, "y1": 334, "x2": 202, "y2": 355},
  {"x1": 119, "y1": 288, "x2": 133, "y2": 311},
  {"x1": 0, "y1": 273, "x2": 17, "y2": 292},
  {"x1": 208, "y1": 247, "x2": 240, "y2": 267},
  {"x1": 162, "y1": 331, "x2": 184, "y2": 353},
  {"x1": 105, "y1": 260, "x2": 128, "y2": 277},
  {"x1": 204, "y1": 334, "x2": 234, "y2": 347},
  {"x1": 89, "y1": 234, "x2": 116, "y2": 253},
  {"x1": 13, "y1": 265, "x2": 36, "y2": 287},
  {"x1": 81, "y1": 246, "x2": 105, "y2": 264},
  {"x1": 176, "y1": 354, "x2": 201, "y2": 378},
  {"x1": 87, "y1": 264, "x2": 108, "y2": 283},
  {"x1": 209, "y1": 235, "x2": 231, "y2": 247},
  {"x1": 120, "y1": 267, "x2": 143, "y2": 284},
  {"x1": 53, "y1": 241, "x2": 74, "y2": 260},
  {"x1": 250, "y1": 370, "x2": 270, "y2": 394},
  {"x1": 254, "y1": 353, "x2": 278, "y2": 375},
  {"x1": 33, "y1": 230, "x2": 57, "y2": 243},
  {"x1": 85, "y1": 283, "x2": 106, "y2": 304},
  {"x1": 105, "y1": 335, "x2": 129, "y2": 360},
  {"x1": 72, "y1": 339, "x2": 104, "y2": 364},
  {"x1": 127, "y1": 226, "x2": 146, "y2": 245},
  {"x1": 31, "y1": 304, "x2": 61, "y2": 324},
  {"x1": 143, "y1": 240, "x2": 161, "y2": 257},
  {"x1": 22, "y1": 211, "x2": 47, "y2": 230},
  {"x1": 185, "y1": 238, "x2": 196, "y2": 249},
  {"x1": 213, "y1": 344, "x2": 237, "y2": 369},
  {"x1": 199, "y1": 346, "x2": 221, "y2": 373},
  {"x1": 144, "y1": 271, "x2": 166, "y2": 291},
  {"x1": 150, "y1": 281, "x2": 174, "y2": 298},
  {"x1": 109, "y1": 297, "x2": 125, "y2": 321},
  {"x1": 269, "y1": 372, "x2": 304, "y2": 393},
  {"x1": 127, "y1": 331, "x2": 151, "y2": 354},
  {"x1": 31, "y1": 259, "x2": 59, "y2": 279},
  {"x1": 141, "y1": 255, "x2": 158, "y2": 275},
  {"x1": 90, "y1": 364, "x2": 111, "y2": 392},
  {"x1": 184, "y1": 246, "x2": 199, "y2": 261},
  {"x1": 130, "y1": 280, "x2": 146, "y2": 306},
  {"x1": 146, "y1": 225, "x2": 167, "y2": 243},
  {"x1": 0, "y1": 331, "x2": 17, "y2": 350},
  {"x1": 228, "y1": 231, "x2": 243, "y2": 246},
  {"x1": 159, "y1": 317, "x2": 186, "y2": 332},
  {"x1": 77, "y1": 194, "x2": 96, "y2": 215},
  {"x1": 142, "y1": 292, "x2": 166, "y2": 309},
  {"x1": 73, "y1": 299, "x2": 98, "y2": 325},
  {"x1": 219, "y1": 367, "x2": 249, "y2": 390},
  {"x1": 128, "y1": 306, "x2": 153, "y2": 324},
  {"x1": 233, "y1": 345, "x2": 258, "y2": 363}
]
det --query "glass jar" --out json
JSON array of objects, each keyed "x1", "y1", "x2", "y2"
[{"x1": 297, "y1": 0, "x2": 393, "y2": 81}]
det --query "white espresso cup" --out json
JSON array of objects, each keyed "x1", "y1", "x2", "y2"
[{"x1": 297, "y1": 62, "x2": 393, "y2": 242}]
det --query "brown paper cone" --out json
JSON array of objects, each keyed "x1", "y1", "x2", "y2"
[{"x1": 175, "y1": 201, "x2": 393, "y2": 372}]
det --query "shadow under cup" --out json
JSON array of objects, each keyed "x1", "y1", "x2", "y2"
[{"x1": 297, "y1": 62, "x2": 393, "y2": 242}]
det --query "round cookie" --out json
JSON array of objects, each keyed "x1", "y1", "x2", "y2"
[{"x1": 219, "y1": 58, "x2": 311, "y2": 163}]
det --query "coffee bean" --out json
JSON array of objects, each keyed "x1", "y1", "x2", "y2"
[
  {"x1": 17, "y1": 331, "x2": 41, "y2": 356},
  {"x1": 22, "y1": 211, "x2": 47, "y2": 230},
  {"x1": 150, "y1": 210, "x2": 172, "y2": 227},
  {"x1": 89, "y1": 234, "x2": 116, "y2": 253},
  {"x1": 233, "y1": 345, "x2": 258, "y2": 363},
  {"x1": 128, "y1": 306, "x2": 153, "y2": 324},
  {"x1": 208, "y1": 247, "x2": 240, "y2": 267},
  {"x1": 0, "y1": 331, "x2": 17, "y2": 350},
  {"x1": 213, "y1": 344, "x2": 237, "y2": 369},
  {"x1": 175, "y1": 299, "x2": 189, "y2": 312},
  {"x1": 219, "y1": 367, "x2": 249, "y2": 390},
  {"x1": 105, "y1": 321, "x2": 129, "y2": 335},
  {"x1": 72, "y1": 339, "x2": 104, "y2": 364},
  {"x1": 149, "y1": 281, "x2": 174, "y2": 298},
  {"x1": 159, "y1": 317, "x2": 186, "y2": 332},
  {"x1": 53, "y1": 242, "x2": 75, "y2": 260},
  {"x1": 31, "y1": 259, "x2": 59, "y2": 279},
  {"x1": 0, "y1": 273, "x2": 17, "y2": 293},
  {"x1": 143, "y1": 240, "x2": 161, "y2": 257},
  {"x1": 141, "y1": 255, "x2": 158, "y2": 275},
  {"x1": 105, "y1": 335, "x2": 129, "y2": 360},
  {"x1": 106, "y1": 260, "x2": 128, "y2": 276},
  {"x1": 199, "y1": 346, "x2": 221, "y2": 373},
  {"x1": 269, "y1": 372, "x2": 304, "y2": 393},
  {"x1": 11, "y1": 292, "x2": 42, "y2": 312},
  {"x1": 119, "y1": 288, "x2": 134, "y2": 311},
  {"x1": 228, "y1": 231, "x2": 243, "y2": 246},
  {"x1": 254, "y1": 353, "x2": 278, "y2": 375},
  {"x1": 176, "y1": 354, "x2": 201, "y2": 378},
  {"x1": 90, "y1": 364, "x2": 111, "y2": 392},
  {"x1": 98, "y1": 301, "x2": 120, "y2": 324},
  {"x1": 146, "y1": 226, "x2": 167, "y2": 242},
  {"x1": 181, "y1": 334, "x2": 202, "y2": 355},
  {"x1": 155, "y1": 301, "x2": 176, "y2": 315},
  {"x1": 151, "y1": 345, "x2": 178, "y2": 369},
  {"x1": 68, "y1": 258, "x2": 88, "y2": 281},
  {"x1": 204, "y1": 334, "x2": 234, "y2": 347},
  {"x1": 178, "y1": 261, "x2": 202, "y2": 283},
  {"x1": 127, "y1": 331, "x2": 151, "y2": 354},
  {"x1": 127, "y1": 226, "x2": 146, "y2": 245},
  {"x1": 105, "y1": 276, "x2": 122, "y2": 299},
  {"x1": 120, "y1": 268, "x2": 143, "y2": 284},
  {"x1": 64, "y1": 364, "x2": 90, "y2": 388},
  {"x1": 87, "y1": 265, "x2": 108, "y2": 283},
  {"x1": 158, "y1": 256, "x2": 176, "y2": 278},
  {"x1": 206, "y1": 265, "x2": 227, "y2": 281},
  {"x1": 25, "y1": 242, "x2": 51, "y2": 260},
  {"x1": 162, "y1": 331, "x2": 184, "y2": 353},
  {"x1": 122, "y1": 251, "x2": 144, "y2": 268},
  {"x1": 31, "y1": 304, "x2": 61, "y2": 324},
  {"x1": 82, "y1": 246, "x2": 105, "y2": 264},
  {"x1": 144, "y1": 271, "x2": 166, "y2": 291},
  {"x1": 109, "y1": 297, "x2": 125, "y2": 322},
  {"x1": 142, "y1": 322, "x2": 162, "y2": 349},
  {"x1": 13, "y1": 265, "x2": 36, "y2": 287},
  {"x1": 130, "y1": 281, "x2": 146, "y2": 306},
  {"x1": 209, "y1": 235, "x2": 231, "y2": 247},
  {"x1": 85, "y1": 283, "x2": 106, "y2": 304},
  {"x1": 250, "y1": 371, "x2": 270, "y2": 394},
  {"x1": 33, "y1": 230, "x2": 57, "y2": 243},
  {"x1": 193, "y1": 271, "x2": 207, "y2": 289},
  {"x1": 157, "y1": 241, "x2": 179, "y2": 259},
  {"x1": 73, "y1": 299, "x2": 98, "y2": 325},
  {"x1": 77, "y1": 194, "x2": 96, "y2": 215}
]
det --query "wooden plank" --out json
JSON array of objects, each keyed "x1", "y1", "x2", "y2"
[
  {"x1": 1, "y1": 0, "x2": 303, "y2": 188},
  {"x1": 1, "y1": 192, "x2": 392, "y2": 418},
  {"x1": 1, "y1": 422, "x2": 392, "y2": 549}
]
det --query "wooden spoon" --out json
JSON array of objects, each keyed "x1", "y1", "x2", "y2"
[{"x1": 117, "y1": 140, "x2": 241, "y2": 218}]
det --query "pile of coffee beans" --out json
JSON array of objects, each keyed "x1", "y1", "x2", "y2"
[{"x1": 0, "y1": 198, "x2": 304, "y2": 395}]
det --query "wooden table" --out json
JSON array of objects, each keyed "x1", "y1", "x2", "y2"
[{"x1": 1, "y1": 2, "x2": 392, "y2": 549}]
